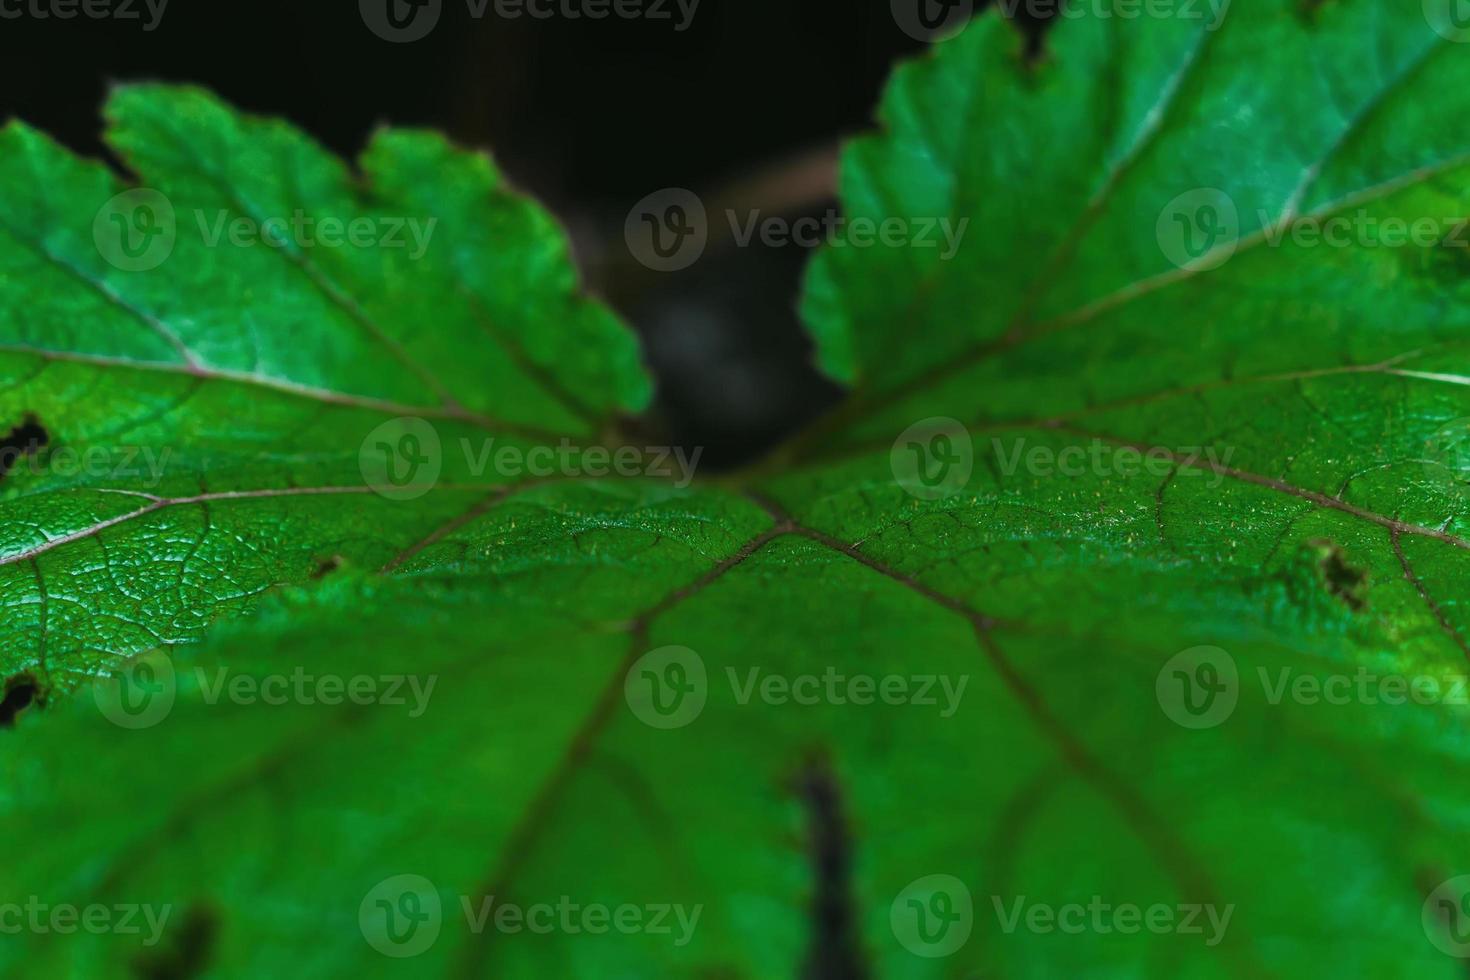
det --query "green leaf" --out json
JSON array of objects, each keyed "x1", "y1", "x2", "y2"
[
  {"x1": 6, "y1": 3, "x2": 1470, "y2": 978},
  {"x1": 0, "y1": 84, "x2": 649, "y2": 687}
]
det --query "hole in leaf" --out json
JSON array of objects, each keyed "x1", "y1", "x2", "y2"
[
  {"x1": 0, "y1": 414, "x2": 49, "y2": 483},
  {"x1": 796, "y1": 755, "x2": 869, "y2": 980},
  {"x1": 1311, "y1": 539, "x2": 1368, "y2": 612},
  {"x1": 0, "y1": 675, "x2": 38, "y2": 727},
  {"x1": 311, "y1": 555, "x2": 345, "y2": 580},
  {"x1": 132, "y1": 902, "x2": 217, "y2": 980}
]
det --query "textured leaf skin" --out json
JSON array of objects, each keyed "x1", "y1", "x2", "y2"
[
  {"x1": 5, "y1": 2, "x2": 1470, "y2": 978},
  {"x1": 0, "y1": 86, "x2": 649, "y2": 686}
]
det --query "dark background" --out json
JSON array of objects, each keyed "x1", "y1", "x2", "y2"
[{"x1": 0, "y1": 0, "x2": 1046, "y2": 467}]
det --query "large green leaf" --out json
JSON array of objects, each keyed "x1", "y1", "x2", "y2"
[{"x1": 5, "y1": 2, "x2": 1470, "y2": 977}]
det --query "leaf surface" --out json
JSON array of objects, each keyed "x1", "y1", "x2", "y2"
[{"x1": 5, "y1": 4, "x2": 1470, "y2": 977}]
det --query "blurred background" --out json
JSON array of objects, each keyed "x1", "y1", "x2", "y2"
[{"x1": 0, "y1": 0, "x2": 1050, "y2": 467}]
